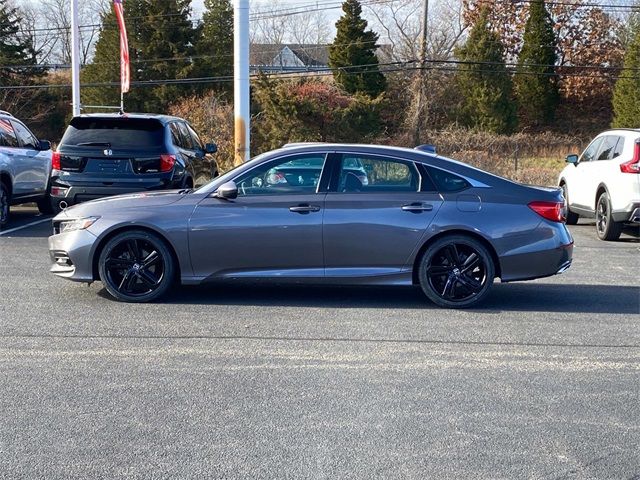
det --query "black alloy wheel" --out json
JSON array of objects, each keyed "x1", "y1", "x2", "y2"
[
  {"x1": 98, "y1": 230, "x2": 175, "y2": 302},
  {"x1": 596, "y1": 191, "x2": 622, "y2": 241},
  {"x1": 419, "y1": 235, "x2": 495, "y2": 308},
  {"x1": 0, "y1": 182, "x2": 9, "y2": 228}
]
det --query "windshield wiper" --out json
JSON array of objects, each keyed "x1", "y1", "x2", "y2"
[
  {"x1": 75, "y1": 142, "x2": 111, "y2": 147},
  {"x1": 177, "y1": 188, "x2": 193, "y2": 194}
]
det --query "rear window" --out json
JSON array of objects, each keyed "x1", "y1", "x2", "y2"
[{"x1": 60, "y1": 117, "x2": 165, "y2": 149}]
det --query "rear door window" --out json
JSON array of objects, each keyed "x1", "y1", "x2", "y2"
[
  {"x1": 335, "y1": 155, "x2": 420, "y2": 193},
  {"x1": 612, "y1": 137, "x2": 624, "y2": 159},
  {"x1": 0, "y1": 119, "x2": 18, "y2": 147},
  {"x1": 60, "y1": 117, "x2": 165, "y2": 150},
  {"x1": 12, "y1": 121, "x2": 39, "y2": 150},
  {"x1": 596, "y1": 136, "x2": 618, "y2": 161}
]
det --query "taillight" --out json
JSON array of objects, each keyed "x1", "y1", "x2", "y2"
[
  {"x1": 160, "y1": 154, "x2": 176, "y2": 172},
  {"x1": 52, "y1": 152, "x2": 61, "y2": 170},
  {"x1": 620, "y1": 140, "x2": 640, "y2": 173},
  {"x1": 528, "y1": 201, "x2": 565, "y2": 223}
]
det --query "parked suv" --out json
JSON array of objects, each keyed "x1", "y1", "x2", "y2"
[
  {"x1": 50, "y1": 113, "x2": 218, "y2": 211},
  {"x1": 559, "y1": 129, "x2": 640, "y2": 240},
  {"x1": 0, "y1": 110, "x2": 53, "y2": 228}
]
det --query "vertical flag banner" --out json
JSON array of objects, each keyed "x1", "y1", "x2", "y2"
[{"x1": 113, "y1": 0, "x2": 130, "y2": 94}]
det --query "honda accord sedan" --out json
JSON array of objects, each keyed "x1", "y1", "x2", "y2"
[{"x1": 48, "y1": 143, "x2": 573, "y2": 308}]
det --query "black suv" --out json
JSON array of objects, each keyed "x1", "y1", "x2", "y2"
[{"x1": 50, "y1": 113, "x2": 218, "y2": 211}]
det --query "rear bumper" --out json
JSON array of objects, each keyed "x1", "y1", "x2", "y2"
[
  {"x1": 50, "y1": 178, "x2": 181, "y2": 206},
  {"x1": 612, "y1": 202, "x2": 640, "y2": 224},
  {"x1": 500, "y1": 241, "x2": 573, "y2": 282}
]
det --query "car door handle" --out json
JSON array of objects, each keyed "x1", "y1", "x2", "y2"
[
  {"x1": 289, "y1": 204, "x2": 321, "y2": 213},
  {"x1": 401, "y1": 203, "x2": 433, "y2": 212}
]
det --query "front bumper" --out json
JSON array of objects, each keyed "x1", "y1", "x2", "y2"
[{"x1": 48, "y1": 228, "x2": 98, "y2": 282}]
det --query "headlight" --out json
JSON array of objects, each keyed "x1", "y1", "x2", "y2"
[{"x1": 59, "y1": 216, "x2": 100, "y2": 233}]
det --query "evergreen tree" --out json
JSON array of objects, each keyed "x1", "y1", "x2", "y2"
[
  {"x1": 515, "y1": 0, "x2": 559, "y2": 127},
  {"x1": 455, "y1": 8, "x2": 517, "y2": 134},
  {"x1": 328, "y1": 0, "x2": 385, "y2": 97},
  {"x1": 82, "y1": 0, "x2": 195, "y2": 112},
  {"x1": 0, "y1": 0, "x2": 40, "y2": 89},
  {"x1": 193, "y1": 0, "x2": 233, "y2": 93},
  {"x1": 612, "y1": 25, "x2": 640, "y2": 128}
]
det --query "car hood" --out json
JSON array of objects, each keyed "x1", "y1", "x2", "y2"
[{"x1": 53, "y1": 190, "x2": 185, "y2": 219}]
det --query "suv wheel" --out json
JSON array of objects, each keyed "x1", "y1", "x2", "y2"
[
  {"x1": 0, "y1": 182, "x2": 9, "y2": 228},
  {"x1": 418, "y1": 235, "x2": 495, "y2": 308},
  {"x1": 596, "y1": 191, "x2": 623, "y2": 241},
  {"x1": 98, "y1": 230, "x2": 175, "y2": 302},
  {"x1": 561, "y1": 184, "x2": 579, "y2": 225}
]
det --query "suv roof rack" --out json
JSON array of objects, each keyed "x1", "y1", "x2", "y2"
[
  {"x1": 0, "y1": 110, "x2": 13, "y2": 117},
  {"x1": 415, "y1": 144, "x2": 437, "y2": 154}
]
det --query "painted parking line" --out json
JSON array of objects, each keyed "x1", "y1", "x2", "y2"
[{"x1": 0, "y1": 217, "x2": 52, "y2": 236}]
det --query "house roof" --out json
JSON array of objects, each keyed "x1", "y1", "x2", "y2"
[{"x1": 250, "y1": 44, "x2": 330, "y2": 67}]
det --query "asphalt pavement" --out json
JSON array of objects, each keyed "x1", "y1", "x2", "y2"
[{"x1": 0, "y1": 207, "x2": 638, "y2": 479}]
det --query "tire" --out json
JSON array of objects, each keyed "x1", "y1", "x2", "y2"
[
  {"x1": 418, "y1": 235, "x2": 495, "y2": 309},
  {"x1": 595, "y1": 191, "x2": 623, "y2": 241},
  {"x1": 0, "y1": 181, "x2": 10, "y2": 229},
  {"x1": 98, "y1": 230, "x2": 175, "y2": 302},
  {"x1": 36, "y1": 194, "x2": 55, "y2": 215},
  {"x1": 561, "y1": 184, "x2": 579, "y2": 225}
]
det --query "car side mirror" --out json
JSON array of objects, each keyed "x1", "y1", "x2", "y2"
[
  {"x1": 566, "y1": 154, "x2": 578, "y2": 164},
  {"x1": 39, "y1": 140, "x2": 51, "y2": 151},
  {"x1": 213, "y1": 181, "x2": 237, "y2": 200},
  {"x1": 205, "y1": 143, "x2": 217, "y2": 154}
]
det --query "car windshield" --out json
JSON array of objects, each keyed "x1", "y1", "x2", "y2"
[{"x1": 60, "y1": 117, "x2": 164, "y2": 150}]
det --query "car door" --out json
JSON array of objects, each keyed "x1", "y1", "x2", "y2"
[
  {"x1": 188, "y1": 152, "x2": 329, "y2": 279},
  {"x1": 11, "y1": 120, "x2": 47, "y2": 195},
  {"x1": 322, "y1": 152, "x2": 443, "y2": 278},
  {"x1": 570, "y1": 136, "x2": 604, "y2": 210}
]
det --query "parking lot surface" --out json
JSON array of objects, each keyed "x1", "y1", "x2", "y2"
[{"x1": 0, "y1": 206, "x2": 639, "y2": 479}]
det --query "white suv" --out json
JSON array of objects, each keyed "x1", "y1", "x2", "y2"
[{"x1": 558, "y1": 129, "x2": 640, "y2": 240}]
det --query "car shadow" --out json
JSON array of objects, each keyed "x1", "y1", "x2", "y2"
[{"x1": 157, "y1": 282, "x2": 640, "y2": 315}]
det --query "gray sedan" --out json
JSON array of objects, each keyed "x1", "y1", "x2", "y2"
[{"x1": 48, "y1": 144, "x2": 573, "y2": 308}]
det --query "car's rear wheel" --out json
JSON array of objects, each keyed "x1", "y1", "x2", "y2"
[
  {"x1": 596, "y1": 191, "x2": 622, "y2": 241},
  {"x1": 561, "y1": 184, "x2": 579, "y2": 225},
  {"x1": 0, "y1": 181, "x2": 9, "y2": 228},
  {"x1": 98, "y1": 230, "x2": 175, "y2": 302},
  {"x1": 418, "y1": 235, "x2": 495, "y2": 308}
]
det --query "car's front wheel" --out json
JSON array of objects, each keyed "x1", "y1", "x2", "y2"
[
  {"x1": 596, "y1": 191, "x2": 623, "y2": 241},
  {"x1": 418, "y1": 235, "x2": 495, "y2": 308},
  {"x1": 98, "y1": 230, "x2": 175, "y2": 302}
]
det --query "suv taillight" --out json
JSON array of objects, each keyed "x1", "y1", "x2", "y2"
[
  {"x1": 160, "y1": 154, "x2": 176, "y2": 172},
  {"x1": 528, "y1": 201, "x2": 565, "y2": 223},
  {"x1": 52, "y1": 152, "x2": 61, "y2": 170},
  {"x1": 620, "y1": 139, "x2": 640, "y2": 174}
]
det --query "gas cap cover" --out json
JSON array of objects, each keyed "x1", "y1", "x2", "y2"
[{"x1": 456, "y1": 194, "x2": 482, "y2": 212}]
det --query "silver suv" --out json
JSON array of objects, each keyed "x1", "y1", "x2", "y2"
[{"x1": 0, "y1": 111, "x2": 53, "y2": 228}]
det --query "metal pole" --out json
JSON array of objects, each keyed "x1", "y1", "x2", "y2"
[
  {"x1": 70, "y1": 0, "x2": 81, "y2": 117},
  {"x1": 413, "y1": 0, "x2": 429, "y2": 146},
  {"x1": 234, "y1": 0, "x2": 250, "y2": 164}
]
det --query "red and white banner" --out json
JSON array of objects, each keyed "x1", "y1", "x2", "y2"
[{"x1": 113, "y1": 0, "x2": 130, "y2": 93}]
